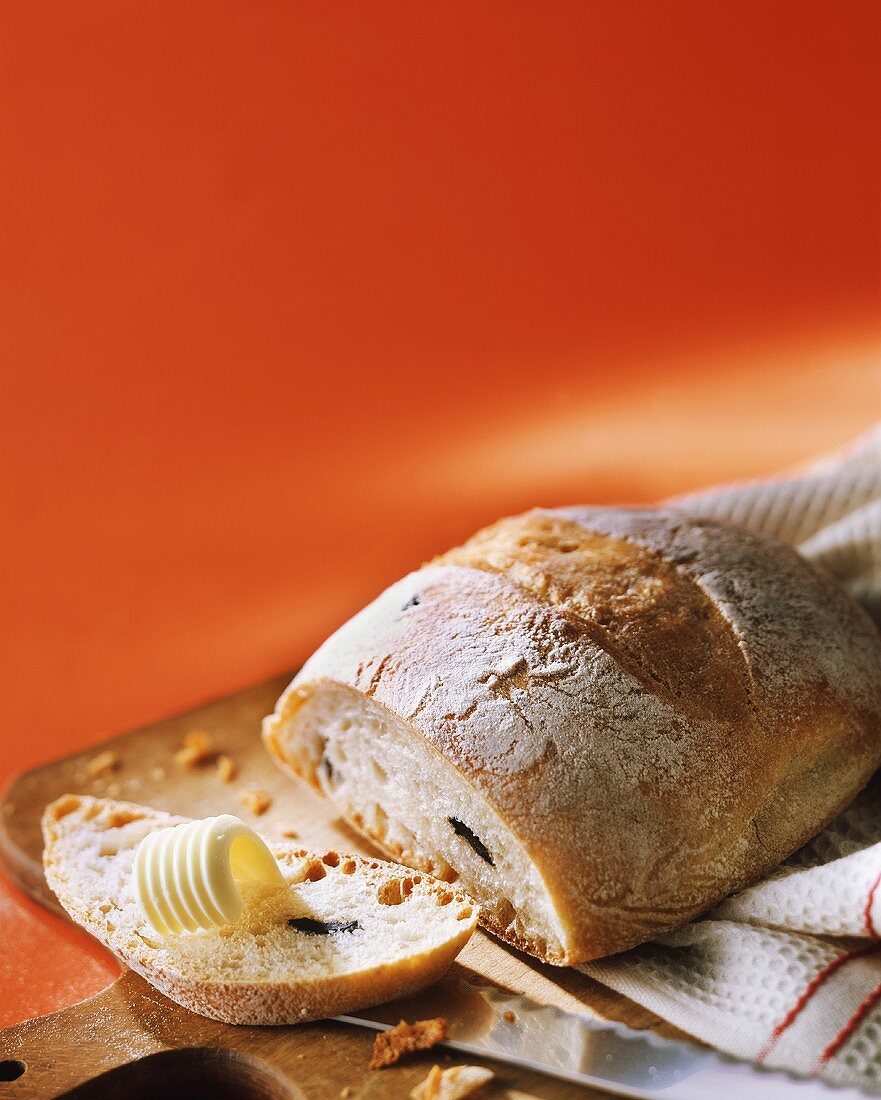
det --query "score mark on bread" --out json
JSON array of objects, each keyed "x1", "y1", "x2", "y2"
[{"x1": 263, "y1": 506, "x2": 881, "y2": 965}]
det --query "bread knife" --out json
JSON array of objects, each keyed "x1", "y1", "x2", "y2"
[{"x1": 336, "y1": 979, "x2": 871, "y2": 1098}]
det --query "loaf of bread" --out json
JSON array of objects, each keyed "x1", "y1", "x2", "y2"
[
  {"x1": 263, "y1": 508, "x2": 881, "y2": 966},
  {"x1": 42, "y1": 795, "x2": 478, "y2": 1023}
]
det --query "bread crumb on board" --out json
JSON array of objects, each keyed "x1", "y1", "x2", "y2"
[
  {"x1": 502, "y1": 1009, "x2": 517, "y2": 1023},
  {"x1": 86, "y1": 751, "x2": 120, "y2": 778},
  {"x1": 411, "y1": 1064, "x2": 494, "y2": 1100},
  {"x1": 369, "y1": 1018, "x2": 447, "y2": 1069},
  {"x1": 238, "y1": 787, "x2": 273, "y2": 816},
  {"x1": 174, "y1": 729, "x2": 216, "y2": 768},
  {"x1": 216, "y1": 753, "x2": 238, "y2": 783},
  {"x1": 339, "y1": 1088, "x2": 353, "y2": 1099}
]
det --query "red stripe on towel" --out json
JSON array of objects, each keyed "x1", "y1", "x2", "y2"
[
  {"x1": 757, "y1": 946, "x2": 878, "y2": 1063},
  {"x1": 815, "y1": 978, "x2": 881, "y2": 1070},
  {"x1": 864, "y1": 870, "x2": 881, "y2": 937}
]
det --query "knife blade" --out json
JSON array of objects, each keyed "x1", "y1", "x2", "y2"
[{"x1": 336, "y1": 979, "x2": 872, "y2": 1099}]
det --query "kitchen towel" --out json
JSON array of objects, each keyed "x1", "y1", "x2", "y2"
[{"x1": 583, "y1": 422, "x2": 881, "y2": 1090}]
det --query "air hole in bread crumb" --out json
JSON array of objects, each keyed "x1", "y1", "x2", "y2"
[
  {"x1": 303, "y1": 859, "x2": 327, "y2": 882},
  {"x1": 107, "y1": 809, "x2": 145, "y2": 828},
  {"x1": 457, "y1": 908, "x2": 473, "y2": 921},
  {"x1": 377, "y1": 877, "x2": 414, "y2": 905},
  {"x1": 341, "y1": 859, "x2": 357, "y2": 875},
  {"x1": 50, "y1": 796, "x2": 81, "y2": 820},
  {"x1": 323, "y1": 851, "x2": 340, "y2": 867},
  {"x1": 436, "y1": 890, "x2": 453, "y2": 906},
  {"x1": 495, "y1": 899, "x2": 516, "y2": 931}
]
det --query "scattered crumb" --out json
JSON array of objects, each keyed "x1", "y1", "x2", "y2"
[
  {"x1": 216, "y1": 754, "x2": 238, "y2": 783},
  {"x1": 296, "y1": 1053, "x2": 305, "y2": 1060},
  {"x1": 174, "y1": 729, "x2": 215, "y2": 768},
  {"x1": 239, "y1": 788, "x2": 272, "y2": 816},
  {"x1": 502, "y1": 1010, "x2": 517, "y2": 1023},
  {"x1": 411, "y1": 1064, "x2": 494, "y2": 1100},
  {"x1": 149, "y1": 766, "x2": 167, "y2": 783},
  {"x1": 412, "y1": 1066, "x2": 442, "y2": 1100},
  {"x1": 339, "y1": 1089, "x2": 353, "y2": 1099},
  {"x1": 86, "y1": 751, "x2": 120, "y2": 779},
  {"x1": 369, "y1": 1018, "x2": 447, "y2": 1070},
  {"x1": 282, "y1": 827, "x2": 300, "y2": 839}
]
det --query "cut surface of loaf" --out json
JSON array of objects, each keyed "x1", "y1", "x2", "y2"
[
  {"x1": 42, "y1": 795, "x2": 478, "y2": 1024},
  {"x1": 263, "y1": 508, "x2": 881, "y2": 966}
]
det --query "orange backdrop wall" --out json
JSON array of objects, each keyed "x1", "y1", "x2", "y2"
[{"x1": 1, "y1": 0, "x2": 879, "y2": 1024}]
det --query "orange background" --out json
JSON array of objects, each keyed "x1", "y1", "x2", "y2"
[{"x1": 1, "y1": 1, "x2": 879, "y2": 1025}]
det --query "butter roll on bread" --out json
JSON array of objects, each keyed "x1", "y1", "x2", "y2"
[
  {"x1": 264, "y1": 508, "x2": 881, "y2": 965},
  {"x1": 42, "y1": 795, "x2": 478, "y2": 1024}
]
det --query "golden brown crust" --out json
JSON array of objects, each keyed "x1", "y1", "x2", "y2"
[
  {"x1": 437, "y1": 512, "x2": 754, "y2": 726},
  {"x1": 265, "y1": 507, "x2": 881, "y2": 963}
]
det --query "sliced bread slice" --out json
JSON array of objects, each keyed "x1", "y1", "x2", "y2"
[{"x1": 42, "y1": 794, "x2": 478, "y2": 1025}]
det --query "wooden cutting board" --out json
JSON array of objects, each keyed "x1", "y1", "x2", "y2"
[{"x1": 0, "y1": 675, "x2": 686, "y2": 1100}]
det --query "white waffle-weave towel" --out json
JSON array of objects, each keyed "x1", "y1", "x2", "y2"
[{"x1": 582, "y1": 423, "x2": 881, "y2": 1090}]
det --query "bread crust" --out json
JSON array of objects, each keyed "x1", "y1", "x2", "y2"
[{"x1": 265, "y1": 508, "x2": 881, "y2": 964}]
